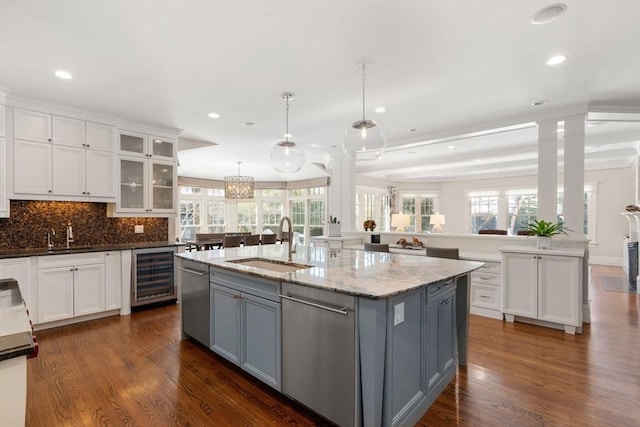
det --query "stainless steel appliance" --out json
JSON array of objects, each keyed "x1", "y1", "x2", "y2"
[
  {"x1": 281, "y1": 282, "x2": 356, "y2": 427},
  {"x1": 131, "y1": 247, "x2": 177, "y2": 307},
  {"x1": 178, "y1": 259, "x2": 210, "y2": 346}
]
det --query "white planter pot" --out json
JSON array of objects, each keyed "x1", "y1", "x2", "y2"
[
  {"x1": 328, "y1": 223, "x2": 342, "y2": 237},
  {"x1": 536, "y1": 236, "x2": 551, "y2": 249}
]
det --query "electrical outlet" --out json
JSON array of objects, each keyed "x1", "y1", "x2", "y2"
[
  {"x1": 134, "y1": 225, "x2": 144, "y2": 234},
  {"x1": 394, "y1": 302, "x2": 404, "y2": 326}
]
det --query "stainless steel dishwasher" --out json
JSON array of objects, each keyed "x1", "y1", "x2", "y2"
[
  {"x1": 178, "y1": 259, "x2": 210, "y2": 347},
  {"x1": 281, "y1": 282, "x2": 356, "y2": 427}
]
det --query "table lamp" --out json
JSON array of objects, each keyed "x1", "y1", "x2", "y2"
[
  {"x1": 430, "y1": 214, "x2": 445, "y2": 233},
  {"x1": 391, "y1": 213, "x2": 410, "y2": 232}
]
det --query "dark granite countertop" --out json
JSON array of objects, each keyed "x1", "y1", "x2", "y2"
[
  {"x1": 0, "y1": 279, "x2": 35, "y2": 361},
  {"x1": 0, "y1": 241, "x2": 185, "y2": 259}
]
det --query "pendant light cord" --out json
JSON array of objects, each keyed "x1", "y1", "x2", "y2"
[
  {"x1": 285, "y1": 95, "x2": 290, "y2": 141},
  {"x1": 361, "y1": 64, "x2": 366, "y2": 122}
]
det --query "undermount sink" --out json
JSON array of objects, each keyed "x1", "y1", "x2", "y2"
[
  {"x1": 47, "y1": 246, "x2": 95, "y2": 252},
  {"x1": 227, "y1": 257, "x2": 313, "y2": 273}
]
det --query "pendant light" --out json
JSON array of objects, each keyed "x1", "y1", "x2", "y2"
[
  {"x1": 224, "y1": 161, "x2": 255, "y2": 199},
  {"x1": 271, "y1": 92, "x2": 305, "y2": 173},
  {"x1": 342, "y1": 63, "x2": 386, "y2": 161}
]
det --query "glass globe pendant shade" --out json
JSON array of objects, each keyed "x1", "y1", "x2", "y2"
[
  {"x1": 271, "y1": 140, "x2": 305, "y2": 173},
  {"x1": 342, "y1": 118, "x2": 386, "y2": 161}
]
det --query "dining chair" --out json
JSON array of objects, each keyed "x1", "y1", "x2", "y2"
[
  {"x1": 222, "y1": 235, "x2": 243, "y2": 248},
  {"x1": 244, "y1": 234, "x2": 261, "y2": 246},
  {"x1": 364, "y1": 243, "x2": 390, "y2": 253},
  {"x1": 261, "y1": 234, "x2": 277, "y2": 245},
  {"x1": 426, "y1": 247, "x2": 459, "y2": 259}
]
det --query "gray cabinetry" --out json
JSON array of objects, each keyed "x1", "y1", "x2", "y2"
[
  {"x1": 425, "y1": 280, "x2": 456, "y2": 394},
  {"x1": 209, "y1": 268, "x2": 281, "y2": 390}
]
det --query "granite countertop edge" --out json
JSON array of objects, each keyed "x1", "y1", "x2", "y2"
[{"x1": 0, "y1": 241, "x2": 185, "y2": 259}]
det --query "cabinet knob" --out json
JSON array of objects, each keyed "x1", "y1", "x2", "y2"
[
  {"x1": 82, "y1": 143, "x2": 86, "y2": 147},
  {"x1": 48, "y1": 190, "x2": 52, "y2": 193},
  {"x1": 86, "y1": 144, "x2": 90, "y2": 148},
  {"x1": 87, "y1": 192, "x2": 90, "y2": 195},
  {"x1": 75, "y1": 268, "x2": 79, "y2": 271},
  {"x1": 48, "y1": 138, "x2": 52, "y2": 142},
  {"x1": 69, "y1": 268, "x2": 74, "y2": 271},
  {"x1": 82, "y1": 191, "x2": 86, "y2": 195}
]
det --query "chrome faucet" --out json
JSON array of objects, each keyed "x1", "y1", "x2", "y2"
[
  {"x1": 47, "y1": 228, "x2": 55, "y2": 250},
  {"x1": 279, "y1": 216, "x2": 296, "y2": 262},
  {"x1": 66, "y1": 222, "x2": 74, "y2": 248}
]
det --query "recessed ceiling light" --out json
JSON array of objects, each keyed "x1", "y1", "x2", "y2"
[
  {"x1": 474, "y1": 159, "x2": 483, "y2": 162},
  {"x1": 207, "y1": 112, "x2": 220, "y2": 119},
  {"x1": 243, "y1": 122, "x2": 257, "y2": 127},
  {"x1": 585, "y1": 146, "x2": 594, "y2": 150},
  {"x1": 447, "y1": 145, "x2": 455, "y2": 149},
  {"x1": 375, "y1": 107, "x2": 386, "y2": 113},
  {"x1": 54, "y1": 70, "x2": 72, "y2": 79},
  {"x1": 408, "y1": 151, "x2": 416, "y2": 154},
  {"x1": 409, "y1": 128, "x2": 417, "y2": 132},
  {"x1": 546, "y1": 55, "x2": 566, "y2": 66},
  {"x1": 532, "y1": 100, "x2": 548, "y2": 106},
  {"x1": 531, "y1": 4, "x2": 567, "y2": 25}
]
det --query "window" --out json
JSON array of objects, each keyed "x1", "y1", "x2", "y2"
[
  {"x1": 289, "y1": 187, "x2": 326, "y2": 244},
  {"x1": 469, "y1": 196, "x2": 498, "y2": 233},
  {"x1": 179, "y1": 200, "x2": 200, "y2": 240},
  {"x1": 398, "y1": 193, "x2": 439, "y2": 232},
  {"x1": 262, "y1": 200, "x2": 283, "y2": 234},
  {"x1": 237, "y1": 201, "x2": 257, "y2": 233},
  {"x1": 507, "y1": 194, "x2": 538, "y2": 234},
  {"x1": 206, "y1": 200, "x2": 225, "y2": 232}
]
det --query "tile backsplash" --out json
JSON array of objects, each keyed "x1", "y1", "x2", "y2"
[{"x1": 0, "y1": 201, "x2": 169, "y2": 250}]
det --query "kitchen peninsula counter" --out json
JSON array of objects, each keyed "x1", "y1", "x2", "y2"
[{"x1": 177, "y1": 246, "x2": 482, "y2": 427}]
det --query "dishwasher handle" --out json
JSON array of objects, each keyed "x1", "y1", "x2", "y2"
[
  {"x1": 279, "y1": 293, "x2": 349, "y2": 316},
  {"x1": 177, "y1": 267, "x2": 208, "y2": 276}
]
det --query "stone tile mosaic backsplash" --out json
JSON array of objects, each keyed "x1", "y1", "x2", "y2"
[{"x1": 0, "y1": 201, "x2": 169, "y2": 250}]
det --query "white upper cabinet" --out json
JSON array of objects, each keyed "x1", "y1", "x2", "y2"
[
  {"x1": 14, "y1": 109, "x2": 52, "y2": 143},
  {"x1": 119, "y1": 130, "x2": 176, "y2": 161},
  {"x1": 14, "y1": 139, "x2": 52, "y2": 194},
  {"x1": 0, "y1": 104, "x2": 6, "y2": 137},
  {"x1": 52, "y1": 116, "x2": 85, "y2": 147},
  {"x1": 86, "y1": 122, "x2": 115, "y2": 152}
]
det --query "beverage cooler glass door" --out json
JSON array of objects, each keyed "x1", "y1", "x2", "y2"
[{"x1": 131, "y1": 247, "x2": 177, "y2": 307}]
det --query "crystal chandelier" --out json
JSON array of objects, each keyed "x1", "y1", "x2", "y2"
[
  {"x1": 224, "y1": 161, "x2": 254, "y2": 199},
  {"x1": 271, "y1": 92, "x2": 305, "y2": 173},
  {"x1": 342, "y1": 63, "x2": 386, "y2": 161}
]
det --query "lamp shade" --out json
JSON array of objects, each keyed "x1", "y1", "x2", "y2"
[
  {"x1": 271, "y1": 140, "x2": 305, "y2": 173},
  {"x1": 224, "y1": 161, "x2": 255, "y2": 199},
  {"x1": 391, "y1": 213, "x2": 410, "y2": 232}
]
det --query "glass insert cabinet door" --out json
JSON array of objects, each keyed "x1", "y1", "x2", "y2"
[
  {"x1": 120, "y1": 158, "x2": 146, "y2": 209},
  {"x1": 151, "y1": 162, "x2": 174, "y2": 210},
  {"x1": 150, "y1": 136, "x2": 175, "y2": 160},
  {"x1": 119, "y1": 131, "x2": 146, "y2": 156}
]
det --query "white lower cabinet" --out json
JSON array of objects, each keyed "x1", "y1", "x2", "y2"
[
  {"x1": 501, "y1": 246, "x2": 584, "y2": 334},
  {"x1": 0, "y1": 257, "x2": 32, "y2": 310},
  {"x1": 469, "y1": 260, "x2": 502, "y2": 319},
  {"x1": 36, "y1": 252, "x2": 106, "y2": 324},
  {"x1": 105, "y1": 251, "x2": 122, "y2": 310}
]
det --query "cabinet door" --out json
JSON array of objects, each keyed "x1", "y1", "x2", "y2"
[
  {"x1": 14, "y1": 140, "x2": 52, "y2": 195},
  {"x1": 538, "y1": 255, "x2": 581, "y2": 326},
  {"x1": 425, "y1": 297, "x2": 440, "y2": 392},
  {"x1": 74, "y1": 264, "x2": 105, "y2": 316},
  {"x1": 119, "y1": 131, "x2": 147, "y2": 157},
  {"x1": 105, "y1": 251, "x2": 122, "y2": 310},
  {"x1": 119, "y1": 156, "x2": 147, "y2": 211},
  {"x1": 52, "y1": 116, "x2": 85, "y2": 148},
  {"x1": 150, "y1": 160, "x2": 175, "y2": 211},
  {"x1": 0, "y1": 104, "x2": 5, "y2": 137},
  {"x1": 86, "y1": 122, "x2": 115, "y2": 152},
  {"x1": 241, "y1": 293, "x2": 281, "y2": 390},
  {"x1": 211, "y1": 283, "x2": 241, "y2": 365},
  {"x1": 149, "y1": 136, "x2": 176, "y2": 161},
  {"x1": 52, "y1": 145, "x2": 85, "y2": 196},
  {"x1": 14, "y1": 109, "x2": 51, "y2": 143},
  {"x1": 86, "y1": 150, "x2": 115, "y2": 198},
  {"x1": 503, "y1": 252, "x2": 538, "y2": 318},
  {"x1": 438, "y1": 291, "x2": 456, "y2": 377},
  {"x1": 0, "y1": 258, "x2": 32, "y2": 311},
  {"x1": 38, "y1": 267, "x2": 74, "y2": 323},
  {"x1": 0, "y1": 137, "x2": 6, "y2": 215}
]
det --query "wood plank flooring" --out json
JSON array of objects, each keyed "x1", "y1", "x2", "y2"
[{"x1": 26, "y1": 265, "x2": 639, "y2": 426}]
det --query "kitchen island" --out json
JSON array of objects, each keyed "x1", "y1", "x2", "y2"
[{"x1": 177, "y1": 245, "x2": 482, "y2": 427}]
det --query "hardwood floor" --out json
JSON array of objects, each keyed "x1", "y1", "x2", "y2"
[{"x1": 26, "y1": 265, "x2": 639, "y2": 426}]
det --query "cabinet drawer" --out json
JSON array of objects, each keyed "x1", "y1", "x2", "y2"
[
  {"x1": 476, "y1": 261, "x2": 500, "y2": 274},
  {"x1": 471, "y1": 283, "x2": 501, "y2": 310},
  {"x1": 471, "y1": 271, "x2": 501, "y2": 286},
  {"x1": 426, "y1": 279, "x2": 456, "y2": 301},
  {"x1": 210, "y1": 268, "x2": 280, "y2": 302},
  {"x1": 38, "y1": 252, "x2": 105, "y2": 269}
]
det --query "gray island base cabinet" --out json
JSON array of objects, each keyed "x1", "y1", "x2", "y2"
[{"x1": 177, "y1": 246, "x2": 480, "y2": 427}]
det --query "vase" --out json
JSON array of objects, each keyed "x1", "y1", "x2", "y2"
[{"x1": 536, "y1": 236, "x2": 551, "y2": 249}]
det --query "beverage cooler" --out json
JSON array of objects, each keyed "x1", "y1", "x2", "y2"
[{"x1": 131, "y1": 247, "x2": 177, "y2": 307}]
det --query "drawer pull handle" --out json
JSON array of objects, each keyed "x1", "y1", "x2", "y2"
[
  {"x1": 279, "y1": 293, "x2": 348, "y2": 315},
  {"x1": 177, "y1": 267, "x2": 207, "y2": 276},
  {"x1": 479, "y1": 276, "x2": 493, "y2": 280},
  {"x1": 480, "y1": 295, "x2": 490, "y2": 299}
]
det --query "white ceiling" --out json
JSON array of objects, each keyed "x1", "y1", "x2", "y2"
[{"x1": 1, "y1": 1, "x2": 639, "y2": 183}]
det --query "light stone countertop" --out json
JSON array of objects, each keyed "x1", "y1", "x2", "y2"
[{"x1": 177, "y1": 245, "x2": 483, "y2": 299}]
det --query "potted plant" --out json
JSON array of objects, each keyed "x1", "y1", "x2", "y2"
[
  {"x1": 328, "y1": 216, "x2": 341, "y2": 237},
  {"x1": 525, "y1": 219, "x2": 570, "y2": 249}
]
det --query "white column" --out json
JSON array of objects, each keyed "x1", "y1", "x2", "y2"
[
  {"x1": 537, "y1": 120, "x2": 558, "y2": 222},
  {"x1": 563, "y1": 114, "x2": 586, "y2": 235},
  {"x1": 327, "y1": 154, "x2": 356, "y2": 231}
]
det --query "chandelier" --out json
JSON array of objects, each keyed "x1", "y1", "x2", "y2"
[
  {"x1": 271, "y1": 92, "x2": 305, "y2": 173},
  {"x1": 342, "y1": 63, "x2": 386, "y2": 161},
  {"x1": 224, "y1": 161, "x2": 254, "y2": 199}
]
